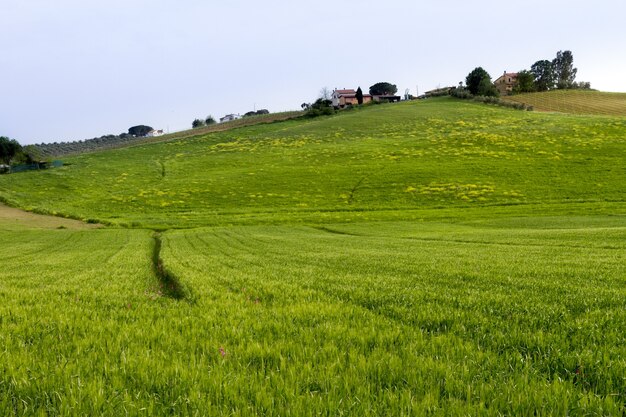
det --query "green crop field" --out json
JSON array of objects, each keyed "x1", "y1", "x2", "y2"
[
  {"x1": 1, "y1": 97, "x2": 625, "y2": 416},
  {"x1": 502, "y1": 90, "x2": 626, "y2": 116}
]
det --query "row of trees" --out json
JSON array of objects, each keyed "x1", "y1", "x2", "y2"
[
  {"x1": 515, "y1": 50, "x2": 589, "y2": 93},
  {"x1": 192, "y1": 116, "x2": 216, "y2": 129},
  {"x1": 21, "y1": 125, "x2": 158, "y2": 158}
]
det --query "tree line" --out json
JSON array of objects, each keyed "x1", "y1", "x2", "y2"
[
  {"x1": 2, "y1": 125, "x2": 160, "y2": 159},
  {"x1": 463, "y1": 50, "x2": 590, "y2": 97}
]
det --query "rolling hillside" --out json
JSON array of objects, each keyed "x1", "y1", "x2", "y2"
[
  {"x1": 502, "y1": 90, "x2": 626, "y2": 116},
  {"x1": 1, "y1": 97, "x2": 626, "y2": 415},
  {"x1": 1, "y1": 97, "x2": 624, "y2": 228}
]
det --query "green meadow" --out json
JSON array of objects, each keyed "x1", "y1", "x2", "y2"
[{"x1": 1, "y1": 97, "x2": 625, "y2": 415}]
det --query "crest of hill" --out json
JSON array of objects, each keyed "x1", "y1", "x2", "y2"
[
  {"x1": 502, "y1": 90, "x2": 626, "y2": 116},
  {"x1": 34, "y1": 111, "x2": 303, "y2": 157}
]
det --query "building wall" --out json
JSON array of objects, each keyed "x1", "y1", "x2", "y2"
[{"x1": 494, "y1": 74, "x2": 517, "y2": 96}]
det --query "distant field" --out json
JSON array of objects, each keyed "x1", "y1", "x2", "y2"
[
  {"x1": 1, "y1": 98, "x2": 626, "y2": 415},
  {"x1": 502, "y1": 90, "x2": 626, "y2": 116}
]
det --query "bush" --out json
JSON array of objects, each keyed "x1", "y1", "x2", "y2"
[{"x1": 305, "y1": 99, "x2": 335, "y2": 118}]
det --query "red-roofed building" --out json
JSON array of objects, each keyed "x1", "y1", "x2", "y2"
[
  {"x1": 494, "y1": 71, "x2": 518, "y2": 95},
  {"x1": 331, "y1": 88, "x2": 373, "y2": 107}
]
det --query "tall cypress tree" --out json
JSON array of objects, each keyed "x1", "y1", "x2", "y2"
[{"x1": 356, "y1": 87, "x2": 364, "y2": 105}]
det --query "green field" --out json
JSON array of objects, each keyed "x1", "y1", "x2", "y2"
[
  {"x1": 502, "y1": 90, "x2": 626, "y2": 116},
  {"x1": 1, "y1": 97, "x2": 625, "y2": 415}
]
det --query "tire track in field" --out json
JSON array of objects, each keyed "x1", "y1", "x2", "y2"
[
  {"x1": 151, "y1": 232, "x2": 193, "y2": 301},
  {"x1": 313, "y1": 225, "x2": 626, "y2": 250}
]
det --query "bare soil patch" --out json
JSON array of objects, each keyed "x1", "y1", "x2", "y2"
[{"x1": 0, "y1": 203, "x2": 101, "y2": 230}]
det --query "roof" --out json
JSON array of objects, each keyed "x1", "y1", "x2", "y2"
[
  {"x1": 494, "y1": 72, "x2": 519, "y2": 82},
  {"x1": 335, "y1": 89, "x2": 356, "y2": 95},
  {"x1": 339, "y1": 93, "x2": 373, "y2": 98}
]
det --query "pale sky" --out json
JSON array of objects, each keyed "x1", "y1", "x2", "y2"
[{"x1": 2, "y1": 0, "x2": 625, "y2": 145}]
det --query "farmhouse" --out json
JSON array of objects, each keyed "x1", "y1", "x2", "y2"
[
  {"x1": 220, "y1": 114, "x2": 240, "y2": 123},
  {"x1": 331, "y1": 89, "x2": 373, "y2": 108},
  {"x1": 494, "y1": 71, "x2": 518, "y2": 96},
  {"x1": 146, "y1": 129, "x2": 165, "y2": 137}
]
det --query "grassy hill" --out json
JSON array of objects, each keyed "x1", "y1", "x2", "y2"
[
  {"x1": 1, "y1": 97, "x2": 624, "y2": 228},
  {"x1": 502, "y1": 90, "x2": 626, "y2": 116},
  {"x1": 1, "y1": 97, "x2": 626, "y2": 415}
]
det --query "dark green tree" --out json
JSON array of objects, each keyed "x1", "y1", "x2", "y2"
[
  {"x1": 465, "y1": 67, "x2": 495, "y2": 96},
  {"x1": 205, "y1": 116, "x2": 216, "y2": 125},
  {"x1": 0, "y1": 136, "x2": 22, "y2": 164},
  {"x1": 513, "y1": 70, "x2": 536, "y2": 94},
  {"x1": 369, "y1": 82, "x2": 397, "y2": 96},
  {"x1": 478, "y1": 76, "x2": 498, "y2": 97},
  {"x1": 355, "y1": 87, "x2": 364, "y2": 105},
  {"x1": 552, "y1": 50, "x2": 577, "y2": 89},
  {"x1": 128, "y1": 125, "x2": 153, "y2": 137},
  {"x1": 192, "y1": 119, "x2": 205, "y2": 128},
  {"x1": 531, "y1": 60, "x2": 555, "y2": 91}
]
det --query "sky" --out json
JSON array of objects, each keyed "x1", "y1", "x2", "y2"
[{"x1": 1, "y1": 0, "x2": 625, "y2": 145}]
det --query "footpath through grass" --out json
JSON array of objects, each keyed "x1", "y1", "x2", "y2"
[{"x1": 1, "y1": 98, "x2": 625, "y2": 415}]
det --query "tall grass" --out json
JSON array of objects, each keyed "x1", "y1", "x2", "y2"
[{"x1": 0, "y1": 97, "x2": 625, "y2": 415}]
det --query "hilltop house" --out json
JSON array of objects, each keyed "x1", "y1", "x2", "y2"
[
  {"x1": 220, "y1": 114, "x2": 240, "y2": 123},
  {"x1": 146, "y1": 129, "x2": 165, "y2": 137},
  {"x1": 331, "y1": 88, "x2": 373, "y2": 108},
  {"x1": 494, "y1": 71, "x2": 518, "y2": 96}
]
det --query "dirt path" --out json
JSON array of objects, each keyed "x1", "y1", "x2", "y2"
[{"x1": 0, "y1": 203, "x2": 101, "y2": 230}]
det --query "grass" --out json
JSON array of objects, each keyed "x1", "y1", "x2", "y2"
[
  {"x1": 0, "y1": 98, "x2": 624, "y2": 228},
  {"x1": 502, "y1": 90, "x2": 626, "y2": 116},
  {"x1": 0, "y1": 97, "x2": 625, "y2": 415}
]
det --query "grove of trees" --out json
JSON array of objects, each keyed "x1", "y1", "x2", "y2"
[
  {"x1": 0, "y1": 136, "x2": 22, "y2": 165},
  {"x1": 524, "y1": 50, "x2": 588, "y2": 93}
]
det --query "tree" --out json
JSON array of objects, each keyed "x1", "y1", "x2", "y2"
[
  {"x1": 319, "y1": 87, "x2": 331, "y2": 100},
  {"x1": 356, "y1": 87, "x2": 364, "y2": 105},
  {"x1": 552, "y1": 50, "x2": 577, "y2": 89},
  {"x1": 530, "y1": 60, "x2": 555, "y2": 91},
  {"x1": 205, "y1": 116, "x2": 216, "y2": 125},
  {"x1": 192, "y1": 119, "x2": 205, "y2": 128},
  {"x1": 128, "y1": 125, "x2": 153, "y2": 137},
  {"x1": 465, "y1": 67, "x2": 496, "y2": 96},
  {"x1": 0, "y1": 136, "x2": 22, "y2": 164},
  {"x1": 369, "y1": 82, "x2": 397, "y2": 96},
  {"x1": 513, "y1": 70, "x2": 536, "y2": 94},
  {"x1": 478, "y1": 76, "x2": 498, "y2": 97}
]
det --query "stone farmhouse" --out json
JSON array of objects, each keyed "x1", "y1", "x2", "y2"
[{"x1": 494, "y1": 71, "x2": 518, "y2": 96}]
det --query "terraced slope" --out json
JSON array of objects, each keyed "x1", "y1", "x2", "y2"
[{"x1": 502, "y1": 90, "x2": 626, "y2": 116}]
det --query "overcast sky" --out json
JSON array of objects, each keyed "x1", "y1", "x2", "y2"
[{"x1": 2, "y1": 0, "x2": 625, "y2": 144}]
